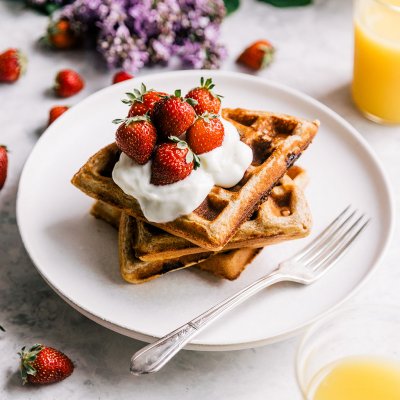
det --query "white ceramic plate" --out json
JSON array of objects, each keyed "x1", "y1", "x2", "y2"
[{"x1": 17, "y1": 70, "x2": 394, "y2": 351}]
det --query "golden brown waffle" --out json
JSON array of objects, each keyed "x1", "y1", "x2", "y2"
[
  {"x1": 91, "y1": 200, "x2": 122, "y2": 229},
  {"x1": 131, "y1": 166, "x2": 311, "y2": 261},
  {"x1": 119, "y1": 213, "x2": 214, "y2": 283},
  {"x1": 91, "y1": 201, "x2": 262, "y2": 283},
  {"x1": 196, "y1": 248, "x2": 262, "y2": 280},
  {"x1": 72, "y1": 108, "x2": 318, "y2": 250}
]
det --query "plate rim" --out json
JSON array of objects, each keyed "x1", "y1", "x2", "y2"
[{"x1": 17, "y1": 69, "x2": 395, "y2": 350}]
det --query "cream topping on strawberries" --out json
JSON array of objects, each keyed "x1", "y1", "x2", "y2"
[{"x1": 112, "y1": 118, "x2": 252, "y2": 223}]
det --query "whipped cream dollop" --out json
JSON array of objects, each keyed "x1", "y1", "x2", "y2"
[{"x1": 112, "y1": 118, "x2": 252, "y2": 223}]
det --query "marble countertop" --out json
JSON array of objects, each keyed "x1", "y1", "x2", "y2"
[{"x1": 1, "y1": 0, "x2": 399, "y2": 398}]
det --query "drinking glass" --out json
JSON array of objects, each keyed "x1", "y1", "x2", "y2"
[
  {"x1": 352, "y1": 0, "x2": 400, "y2": 124},
  {"x1": 296, "y1": 304, "x2": 400, "y2": 399}
]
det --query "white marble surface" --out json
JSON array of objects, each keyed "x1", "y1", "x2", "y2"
[{"x1": 1, "y1": 0, "x2": 399, "y2": 398}]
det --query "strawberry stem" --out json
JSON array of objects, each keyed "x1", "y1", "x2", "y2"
[
  {"x1": 19, "y1": 344, "x2": 43, "y2": 385},
  {"x1": 112, "y1": 114, "x2": 150, "y2": 125},
  {"x1": 198, "y1": 112, "x2": 219, "y2": 123},
  {"x1": 169, "y1": 136, "x2": 201, "y2": 169},
  {"x1": 121, "y1": 83, "x2": 154, "y2": 105},
  {"x1": 199, "y1": 77, "x2": 223, "y2": 100}
]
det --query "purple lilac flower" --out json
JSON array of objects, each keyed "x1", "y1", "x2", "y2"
[{"x1": 55, "y1": 0, "x2": 226, "y2": 71}]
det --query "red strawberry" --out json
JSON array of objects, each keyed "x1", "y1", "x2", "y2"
[
  {"x1": 0, "y1": 48, "x2": 27, "y2": 83},
  {"x1": 113, "y1": 71, "x2": 134, "y2": 84},
  {"x1": 151, "y1": 90, "x2": 197, "y2": 138},
  {"x1": 19, "y1": 344, "x2": 74, "y2": 385},
  {"x1": 185, "y1": 77, "x2": 222, "y2": 115},
  {"x1": 45, "y1": 19, "x2": 77, "y2": 50},
  {"x1": 123, "y1": 83, "x2": 167, "y2": 117},
  {"x1": 151, "y1": 140, "x2": 199, "y2": 186},
  {"x1": 186, "y1": 114, "x2": 225, "y2": 154},
  {"x1": 113, "y1": 115, "x2": 157, "y2": 164},
  {"x1": 0, "y1": 146, "x2": 8, "y2": 190},
  {"x1": 54, "y1": 69, "x2": 84, "y2": 98},
  {"x1": 237, "y1": 40, "x2": 275, "y2": 71},
  {"x1": 48, "y1": 106, "x2": 69, "y2": 125}
]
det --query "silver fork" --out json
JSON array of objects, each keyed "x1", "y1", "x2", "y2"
[{"x1": 130, "y1": 206, "x2": 370, "y2": 375}]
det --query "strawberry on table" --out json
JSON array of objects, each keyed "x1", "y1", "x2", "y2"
[
  {"x1": 54, "y1": 69, "x2": 84, "y2": 98},
  {"x1": 113, "y1": 114, "x2": 157, "y2": 165},
  {"x1": 237, "y1": 40, "x2": 275, "y2": 71},
  {"x1": 0, "y1": 146, "x2": 8, "y2": 190},
  {"x1": 19, "y1": 344, "x2": 74, "y2": 385},
  {"x1": 122, "y1": 83, "x2": 166, "y2": 117},
  {"x1": 186, "y1": 113, "x2": 225, "y2": 154},
  {"x1": 151, "y1": 89, "x2": 197, "y2": 138},
  {"x1": 0, "y1": 48, "x2": 27, "y2": 83},
  {"x1": 185, "y1": 77, "x2": 222, "y2": 115},
  {"x1": 113, "y1": 71, "x2": 134, "y2": 84},
  {"x1": 44, "y1": 19, "x2": 77, "y2": 50},
  {"x1": 48, "y1": 106, "x2": 69, "y2": 125},
  {"x1": 150, "y1": 140, "x2": 200, "y2": 186}
]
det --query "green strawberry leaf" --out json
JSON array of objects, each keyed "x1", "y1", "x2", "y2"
[
  {"x1": 224, "y1": 0, "x2": 240, "y2": 15},
  {"x1": 257, "y1": 0, "x2": 311, "y2": 6}
]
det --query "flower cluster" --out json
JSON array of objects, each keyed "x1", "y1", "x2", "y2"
[{"x1": 55, "y1": 0, "x2": 227, "y2": 71}]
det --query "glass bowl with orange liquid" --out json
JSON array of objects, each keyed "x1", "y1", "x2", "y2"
[
  {"x1": 296, "y1": 304, "x2": 400, "y2": 400},
  {"x1": 352, "y1": 0, "x2": 400, "y2": 124}
]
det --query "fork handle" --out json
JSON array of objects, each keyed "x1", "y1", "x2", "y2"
[{"x1": 130, "y1": 270, "x2": 285, "y2": 375}]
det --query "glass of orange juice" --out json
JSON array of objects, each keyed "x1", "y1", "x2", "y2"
[
  {"x1": 296, "y1": 304, "x2": 400, "y2": 400},
  {"x1": 352, "y1": 0, "x2": 400, "y2": 124}
]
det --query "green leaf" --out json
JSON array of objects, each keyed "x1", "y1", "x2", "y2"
[
  {"x1": 193, "y1": 154, "x2": 201, "y2": 170},
  {"x1": 0, "y1": 325, "x2": 4, "y2": 332},
  {"x1": 185, "y1": 97, "x2": 198, "y2": 107},
  {"x1": 186, "y1": 151, "x2": 194, "y2": 163},
  {"x1": 44, "y1": 3, "x2": 60, "y2": 15},
  {"x1": 257, "y1": 0, "x2": 311, "y2": 6},
  {"x1": 224, "y1": 0, "x2": 240, "y2": 15},
  {"x1": 168, "y1": 136, "x2": 181, "y2": 143},
  {"x1": 26, "y1": 365, "x2": 37, "y2": 375}
]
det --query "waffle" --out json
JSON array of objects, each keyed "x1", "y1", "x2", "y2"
[
  {"x1": 72, "y1": 108, "x2": 318, "y2": 250},
  {"x1": 196, "y1": 248, "x2": 262, "y2": 280},
  {"x1": 131, "y1": 166, "x2": 311, "y2": 261},
  {"x1": 91, "y1": 201, "x2": 262, "y2": 283}
]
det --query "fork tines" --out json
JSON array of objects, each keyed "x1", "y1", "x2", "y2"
[{"x1": 295, "y1": 206, "x2": 370, "y2": 272}]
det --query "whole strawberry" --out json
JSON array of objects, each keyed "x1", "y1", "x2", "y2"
[
  {"x1": 237, "y1": 40, "x2": 275, "y2": 71},
  {"x1": 185, "y1": 77, "x2": 222, "y2": 115},
  {"x1": 151, "y1": 89, "x2": 197, "y2": 138},
  {"x1": 48, "y1": 106, "x2": 69, "y2": 125},
  {"x1": 186, "y1": 113, "x2": 225, "y2": 154},
  {"x1": 0, "y1": 146, "x2": 8, "y2": 190},
  {"x1": 113, "y1": 115, "x2": 157, "y2": 164},
  {"x1": 122, "y1": 83, "x2": 167, "y2": 117},
  {"x1": 113, "y1": 71, "x2": 134, "y2": 84},
  {"x1": 0, "y1": 48, "x2": 27, "y2": 83},
  {"x1": 19, "y1": 344, "x2": 74, "y2": 385},
  {"x1": 151, "y1": 140, "x2": 200, "y2": 186},
  {"x1": 54, "y1": 69, "x2": 84, "y2": 98},
  {"x1": 44, "y1": 19, "x2": 77, "y2": 50}
]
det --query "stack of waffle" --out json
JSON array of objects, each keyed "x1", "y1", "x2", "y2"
[{"x1": 72, "y1": 108, "x2": 319, "y2": 283}]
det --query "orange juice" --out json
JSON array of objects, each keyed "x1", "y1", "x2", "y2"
[
  {"x1": 352, "y1": 0, "x2": 400, "y2": 123},
  {"x1": 309, "y1": 356, "x2": 400, "y2": 400}
]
